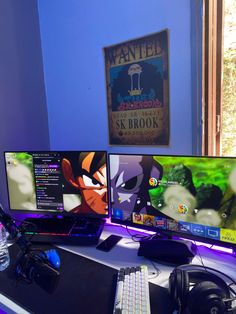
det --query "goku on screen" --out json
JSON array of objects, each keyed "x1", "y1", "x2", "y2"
[{"x1": 61, "y1": 152, "x2": 108, "y2": 215}]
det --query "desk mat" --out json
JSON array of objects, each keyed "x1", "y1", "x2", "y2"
[{"x1": 0, "y1": 244, "x2": 174, "y2": 314}]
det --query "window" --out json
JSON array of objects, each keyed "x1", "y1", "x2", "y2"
[{"x1": 203, "y1": 0, "x2": 236, "y2": 156}]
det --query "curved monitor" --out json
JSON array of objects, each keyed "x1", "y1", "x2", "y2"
[
  {"x1": 4, "y1": 151, "x2": 108, "y2": 218},
  {"x1": 109, "y1": 154, "x2": 236, "y2": 249}
]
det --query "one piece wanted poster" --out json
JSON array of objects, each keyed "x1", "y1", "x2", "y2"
[{"x1": 104, "y1": 30, "x2": 169, "y2": 146}]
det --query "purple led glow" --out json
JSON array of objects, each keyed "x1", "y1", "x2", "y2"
[
  {"x1": 106, "y1": 218, "x2": 161, "y2": 237},
  {"x1": 193, "y1": 241, "x2": 233, "y2": 254},
  {"x1": 105, "y1": 219, "x2": 234, "y2": 255}
]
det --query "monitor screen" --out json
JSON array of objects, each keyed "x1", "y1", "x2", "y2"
[
  {"x1": 109, "y1": 154, "x2": 236, "y2": 249},
  {"x1": 4, "y1": 151, "x2": 108, "y2": 218}
]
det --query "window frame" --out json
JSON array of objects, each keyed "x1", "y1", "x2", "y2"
[{"x1": 202, "y1": 0, "x2": 224, "y2": 156}]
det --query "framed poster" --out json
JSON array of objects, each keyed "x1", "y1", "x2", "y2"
[{"x1": 104, "y1": 30, "x2": 169, "y2": 146}]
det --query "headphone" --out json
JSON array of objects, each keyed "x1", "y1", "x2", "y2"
[
  {"x1": 0, "y1": 205, "x2": 61, "y2": 293},
  {"x1": 169, "y1": 264, "x2": 236, "y2": 314},
  {"x1": 15, "y1": 248, "x2": 60, "y2": 293}
]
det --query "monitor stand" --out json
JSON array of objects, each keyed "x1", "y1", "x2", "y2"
[
  {"x1": 21, "y1": 216, "x2": 105, "y2": 245},
  {"x1": 137, "y1": 234, "x2": 197, "y2": 265}
]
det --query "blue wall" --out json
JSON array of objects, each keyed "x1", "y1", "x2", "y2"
[
  {"x1": 0, "y1": 0, "x2": 202, "y2": 210},
  {"x1": 38, "y1": 0, "x2": 200, "y2": 154},
  {"x1": 0, "y1": 0, "x2": 50, "y2": 209}
]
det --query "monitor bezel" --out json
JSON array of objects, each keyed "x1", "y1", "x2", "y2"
[
  {"x1": 108, "y1": 153, "x2": 236, "y2": 250},
  {"x1": 4, "y1": 150, "x2": 109, "y2": 219}
]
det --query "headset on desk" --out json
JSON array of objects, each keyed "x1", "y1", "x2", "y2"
[
  {"x1": 169, "y1": 264, "x2": 236, "y2": 314},
  {"x1": 0, "y1": 205, "x2": 60, "y2": 293}
]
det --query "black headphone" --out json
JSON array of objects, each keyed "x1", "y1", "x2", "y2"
[
  {"x1": 169, "y1": 264, "x2": 236, "y2": 314},
  {"x1": 15, "y1": 249, "x2": 60, "y2": 293}
]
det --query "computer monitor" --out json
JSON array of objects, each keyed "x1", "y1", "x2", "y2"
[
  {"x1": 109, "y1": 154, "x2": 236, "y2": 250},
  {"x1": 4, "y1": 151, "x2": 108, "y2": 218}
]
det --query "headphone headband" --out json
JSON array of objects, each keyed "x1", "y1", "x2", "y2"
[
  {"x1": 175, "y1": 264, "x2": 236, "y2": 288},
  {"x1": 169, "y1": 264, "x2": 236, "y2": 314}
]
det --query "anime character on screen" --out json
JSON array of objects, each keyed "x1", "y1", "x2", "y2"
[
  {"x1": 110, "y1": 155, "x2": 164, "y2": 220},
  {"x1": 5, "y1": 152, "x2": 37, "y2": 211},
  {"x1": 61, "y1": 152, "x2": 107, "y2": 215}
]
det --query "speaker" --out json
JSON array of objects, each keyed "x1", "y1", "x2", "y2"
[
  {"x1": 169, "y1": 264, "x2": 236, "y2": 314},
  {"x1": 138, "y1": 239, "x2": 196, "y2": 265}
]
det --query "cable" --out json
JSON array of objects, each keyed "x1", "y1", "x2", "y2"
[
  {"x1": 125, "y1": 225, "x2": 153, "y2": 242},
  {"x1": 148, "y1": 259, "x2": 161, "y2": 279},
  {"x1": 194, "y1": 241, "x2": 208, "y2": 271},
  {"x1": 105, "y1": 222, "x2": 153, "y2": 242}
]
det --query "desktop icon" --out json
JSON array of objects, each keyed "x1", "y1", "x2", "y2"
[
  {"x1": 112, "y1": 208, "x2": 123, "y2": 220},
  {"x1": 179, "y1": 221, "x2": 191, "y2": 233},
  {"x1": 191, "y1": 223, "x2": 206, "y2": 237},
  {"x1": 220, "y1": 229, "x2": 236, "y2": 244},
  {"x1": 206, "y1": 227, "x2": 220, "y2": 240},
  {"x1": 149, "y1": 177, "x2": 158, "y2": 187},
  {"x1": 143, "y1": 215, "x2": 154, "y2": 226},
  {"x1": 167, "y1": 219, "x2": 179, "y2": 231},
  {"x1": 154, "y1": 217, "x2": 166, "y2": 229},
  {"x1": 132, "y1": 213, "x2": 144, "y2": 224},
  {"x1": 177, "y1": 204, "x2": 188, "y2": 215}
]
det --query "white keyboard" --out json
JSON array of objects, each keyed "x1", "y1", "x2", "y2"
[{"x1": 113, "y1": 265, "x2": 151, "y2": 314}]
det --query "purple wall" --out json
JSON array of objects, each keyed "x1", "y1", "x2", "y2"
[{"x1": 0, "y1": 0, "x2": 50, "y2": 209}]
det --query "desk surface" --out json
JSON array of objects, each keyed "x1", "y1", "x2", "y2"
[
  {"x1": 0, "y1": 223, "x2": 236, "y2": 313},
  {"x1": 59, "y1": 224, "x2": 236, "y2": 286}
]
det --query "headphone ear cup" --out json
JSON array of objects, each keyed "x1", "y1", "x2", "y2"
[
  {"x1": 187, "y1": 281, "x2": 226, "y2": 314},
  {"x1": 169, "y1": 268, "x2": 189, "y2": 311},
  {"x1": 15, "y1": 253, "x2": 34, "y2": 282},
  {"x1": 169, "y1": 269, "x2": 177, "y2": 300},
  {"x1": 177, "y1": 269, "x2": 189, "y2": 309}
]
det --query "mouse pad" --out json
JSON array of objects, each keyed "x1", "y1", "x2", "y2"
[{"x1": 0, "y1": 244, "x2": 174, "y2": 314}]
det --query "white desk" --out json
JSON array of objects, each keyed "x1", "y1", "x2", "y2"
[
  {"x1": 58, "y1": 224, "x2": 236, "y2": 286},
  {"x1": 1, "y1": 223, "x2": 236, "y2": 313}
]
